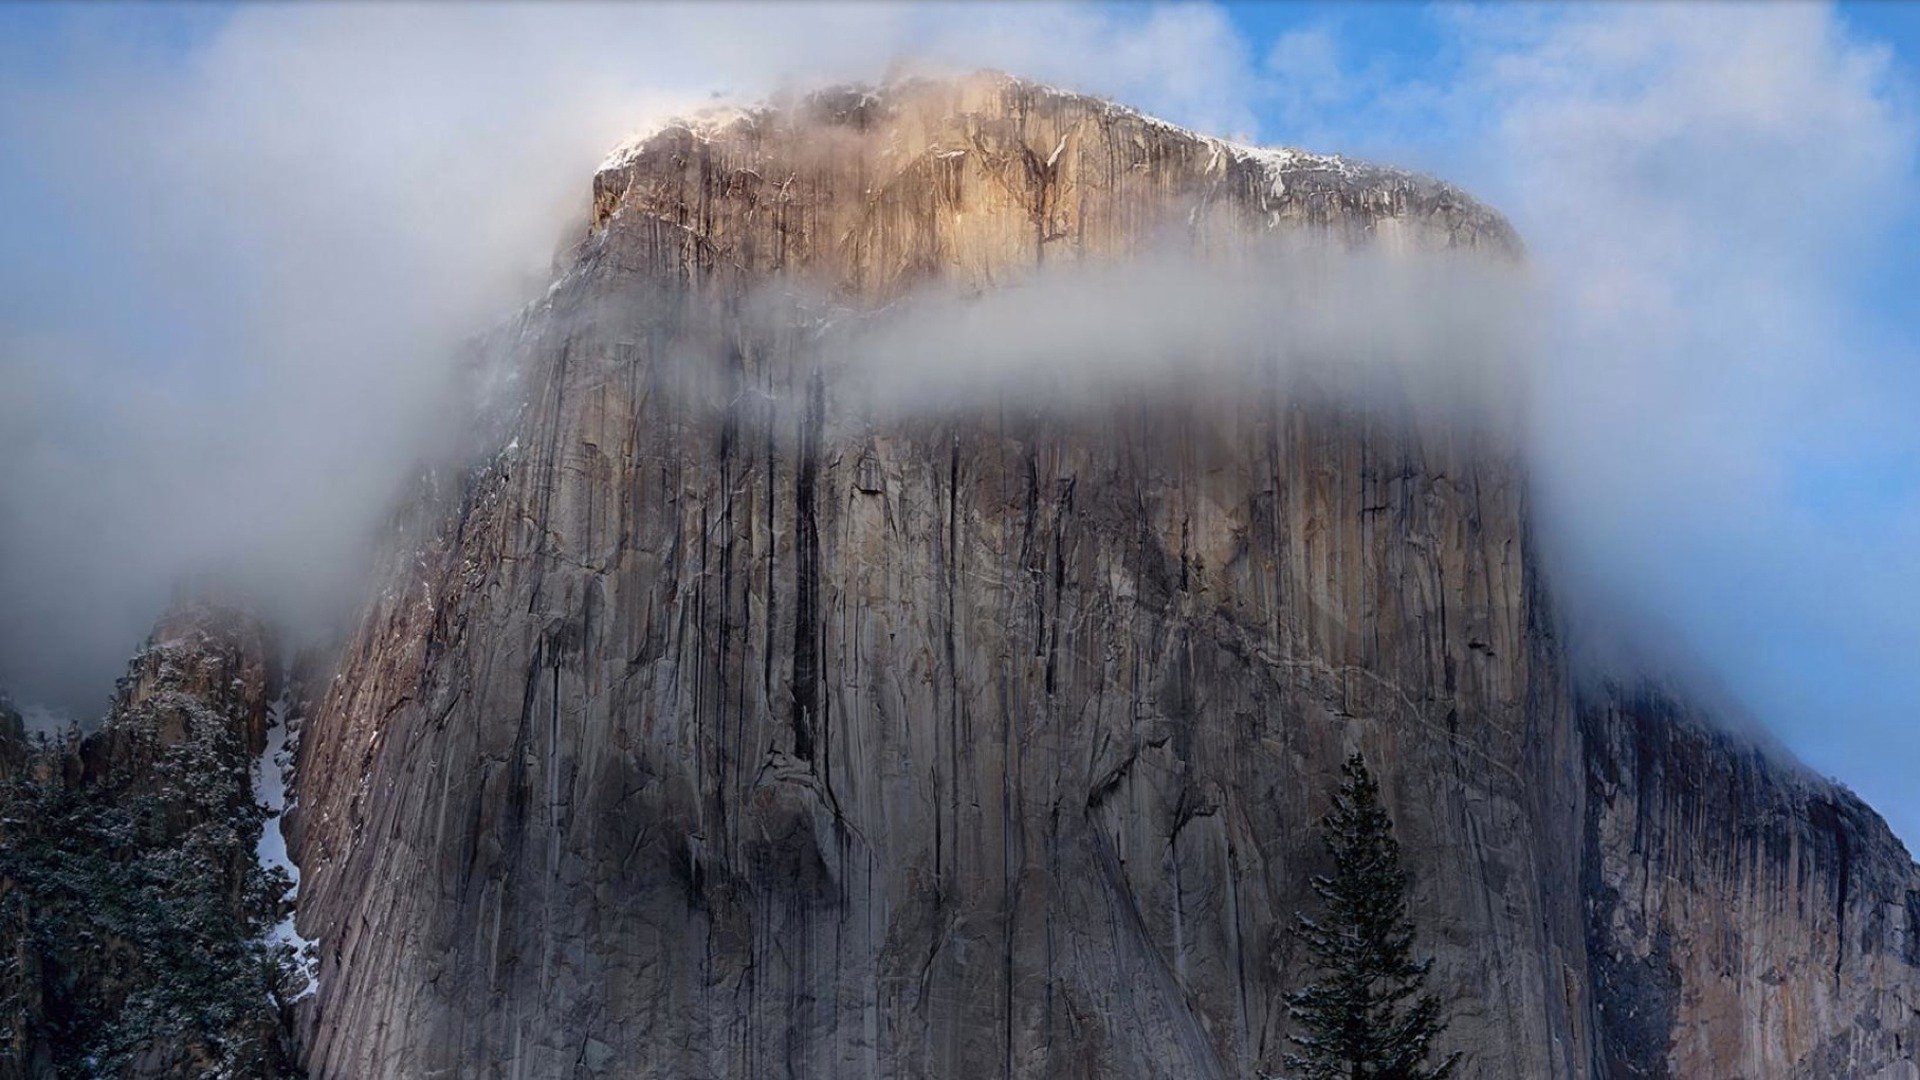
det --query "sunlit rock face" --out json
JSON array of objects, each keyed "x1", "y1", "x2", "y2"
[{"x1": 280, "y1": 74, "x2": 1920, "y2": 1079}]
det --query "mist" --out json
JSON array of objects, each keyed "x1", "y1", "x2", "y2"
[
  {"x1": 821, "y1": 245, "x2": 1530, "y2": 429},
  {"x1": 1, "y1": 2, "x2": 1916, "y2": 843},
  {"x1": 1466, "y1": 6, "x2": 1920, "y2": 839},
  {"x1": 0, "y1": 2, "x2": 1264, "y2": 715}
]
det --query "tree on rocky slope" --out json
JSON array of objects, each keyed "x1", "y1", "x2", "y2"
[
  {"x1": 0, "y1": 634, "x2": 303, "y2": 1078},
  {"x1": 1284, "y1": 754, "x2": 1459, "y2": 1080}
]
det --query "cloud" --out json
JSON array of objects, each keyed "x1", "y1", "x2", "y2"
[
  {"x1": 1263, "y1": 28, "x2": 1349, "y2": 132},
  {"x1": 0, "y1": 2, "x2": 1267, "y2": 713},
  {"x1": 1452, "y1": 5, "x2": 1920, "y2": 835},
  {"x1": 823, "y1": 245, "x2": 1529, "y2": 428},
  {"x1": 1214, "y1": 4, "x2": 1920, "y2": 840}
]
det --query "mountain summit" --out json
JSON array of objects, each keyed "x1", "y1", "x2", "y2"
[{"x1": 78, "y1": 74, "x2": 1917, "y2": 1079}]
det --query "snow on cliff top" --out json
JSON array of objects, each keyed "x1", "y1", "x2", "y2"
[
  {"x1": 589, "y1": 72, "x2": 1510, "y2": 246},
  {"x1": 598, "y1": 102, "x2": 756, "y2": 174},
  {"x1": 596, "y1": 73, "x2": 1365, "y2": 187}
]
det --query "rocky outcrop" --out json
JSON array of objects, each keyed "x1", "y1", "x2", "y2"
[
  {"x1": 1582, "y1": 683, "x2": 1920, "y2": 1078},
  {"x1": 0, "y1": 601, "x2": 303, "y2": 1078},
  {"x1": 279, "y1": 73, "x2": 1920, "y2": 1079}
]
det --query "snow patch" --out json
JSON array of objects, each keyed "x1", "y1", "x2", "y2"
[
  {"x1": 254, "y1": 693, "x2": 319, "y2": 999},
  {"x1": 985, "y1": 72, "x2": 1371, "y2": 209},
  {"x1": 1046, "y1": 134, "x2": 1069, "y2": 169},
  {"x1": 590, "y1": 73, "x2": 1388, "y2": 225},
  {"x1": 597, "y1": 104, "x2": 756, "y2": 175}
]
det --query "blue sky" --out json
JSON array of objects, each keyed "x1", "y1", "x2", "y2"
[{"x1": 2, "y1": 2, "x2": 1917, "y2": 843}]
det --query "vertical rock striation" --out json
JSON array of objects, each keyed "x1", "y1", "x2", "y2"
[
  {"x1": 1582, "y1": 683, "x2": 1920, "y2": 1078},
  {"x1": 280, "y1": 74, "x2": 1920, "y2": 1078}
]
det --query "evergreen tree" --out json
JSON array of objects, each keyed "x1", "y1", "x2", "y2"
[{"x1": 1284, "y1": 754, "x2": 1459, "y2": 1080}]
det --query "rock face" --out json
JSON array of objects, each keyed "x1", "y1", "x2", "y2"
[
  {"x1": 1582, "y1": 684, "x2": 1920, "y2": 1078},
  {"x1": 281, "y1": 74, "x2": 1920, "y2": 1078}
]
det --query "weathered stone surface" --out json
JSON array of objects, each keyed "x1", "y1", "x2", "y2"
[
  {"x1": 1583, "y1": 682, "x2": 1920, "y2": 1079},
  {"x1": 282, "y1": 74, "x2": 1920, "y2": 1079}
]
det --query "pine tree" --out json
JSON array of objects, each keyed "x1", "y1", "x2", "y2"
[{"x1": 1284, "y1": 754, "x2": 1459, "y2": 1080}]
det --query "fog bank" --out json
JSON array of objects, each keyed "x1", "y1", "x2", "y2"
[{"x1": 0, "y1": 3, "x2": 1264, "y2": 714}]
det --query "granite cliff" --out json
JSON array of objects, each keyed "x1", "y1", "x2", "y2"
[{"x1": 29, "y1": 73, "x2": 1913, "y2": 1079}]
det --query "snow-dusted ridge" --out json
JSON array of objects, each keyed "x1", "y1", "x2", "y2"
[
  {"x1": 597, "y1": 102, "x2": 758, "y2": 175},
  {"x1": 591, "y1": 70, "x2": 1473, "y2": 215}
]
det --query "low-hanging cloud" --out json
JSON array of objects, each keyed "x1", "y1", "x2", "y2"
[
  {"x1": 1484, "y1": 6, "x2": 1920, "y2": 837},
  {"x1": 821, "y1": 245, "x2": 1530, "y2": 427},
  {"x1": 1252, "y1": 0, "x2": 1917, "y2": 831},
  {"x1": 0, "y1": 2, "x2": 1268, "y2": 715},
  {"x1": 1349, "y1": 4, "x2": 1920, "y2": 836}
]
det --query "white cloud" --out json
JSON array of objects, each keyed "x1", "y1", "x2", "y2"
[
  {"x1": 1264, "y1": 28, "x2": 1348, "y2": 127},
  {"x1": 1237, "y1": 3, "x2": 1920, "y2": 834},
  {"x1": 0, "y1": 2, "x2": 1265, "y2": 711},
  {"x1": 1464, "y1": 5, "x2": 1920, "y2": 834},
  {"x1": 828, "y1": 245, "x2": 1529, "y2": 423}
]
